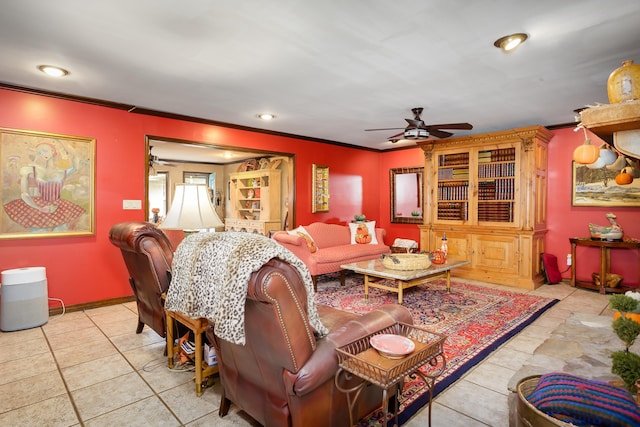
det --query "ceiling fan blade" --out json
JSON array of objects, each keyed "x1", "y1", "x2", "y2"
[
  {"x1": 365, "y1": 127, "x2": 404, "y2": 131},
  {"x1": 388, "y1": 131, "x2": 404, "y2": 140},
  {"x1": 156, "y1": 159, "x2": 176, "y2": 166},
  {"x1": 427, "y1": 129, "x2": 453, "y2": 139},
  {"x1": 427, "y1": 123, "x2": 473, "y2": 130},
  {"x1": 405, "y1": 118, "x2": 426, "y2": 128}
]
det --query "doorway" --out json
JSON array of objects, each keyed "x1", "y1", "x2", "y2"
[{"x1": 145, "y1": 135, "x2": 295, "y2": 230}]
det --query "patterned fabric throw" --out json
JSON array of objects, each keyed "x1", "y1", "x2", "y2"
[
  {"x1": 527, "y1": 372, "x2": 640, "y2": 426},
  {"x1": 165, "y1": 231, "x2": 328, "y2": 345}
]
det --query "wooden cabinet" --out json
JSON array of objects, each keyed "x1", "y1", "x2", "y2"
[
  {"x1": 225, "y1": 169, "x2": 281, "y2": 235},
  {"x1": 417, "y1": 126, "x2": 553, "y2": 289}
]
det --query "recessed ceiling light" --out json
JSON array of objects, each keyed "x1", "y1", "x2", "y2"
[
  {"x1": 493, "y1": 33, "x2": 528, "y2": 53},
  {"x1": 37, "y1": 65, "x2": 69, "y2": 77},
  {"x1": 257, "y1": 113, "x2": 275, "y2": 120}
]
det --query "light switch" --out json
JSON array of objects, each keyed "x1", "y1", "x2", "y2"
[{"x1": 123, "y1": 200, "x2": 142, "y2": 210}]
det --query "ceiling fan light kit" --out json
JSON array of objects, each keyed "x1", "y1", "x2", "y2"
[{"x1": 403, "y1": 128, "x2": 429, "y2": 140}]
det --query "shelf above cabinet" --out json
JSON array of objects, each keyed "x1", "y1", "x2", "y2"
[{"x1": 580, "y1": 99, "x2": 640, "y2": 143}]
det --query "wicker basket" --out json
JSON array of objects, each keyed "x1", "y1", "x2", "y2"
[
  {"x1": 516, "y1": 375, "x2": 575, "y2": 427},
  {"x1": 382, "y1": 254, "x2": 431, "y2": 270}
]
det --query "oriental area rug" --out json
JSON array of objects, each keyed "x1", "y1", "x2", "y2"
[{"x1": 314, "y1": 273, "x2": 559, "y2": 426}]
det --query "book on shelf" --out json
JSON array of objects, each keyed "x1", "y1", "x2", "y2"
[
  {"x1": 477, "y1": 202, "x2": 514, "y2": 222},
  {"x1": 439, "y1": 153, "x2": 469, "y2": 166},
  {"x1": 437, "y1": 202, "x2": 468, "y2": 220}
]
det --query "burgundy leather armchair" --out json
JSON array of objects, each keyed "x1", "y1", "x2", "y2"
[
  {"x1": 206, "y1": 257, "x2": 412, "y2": 427},
  {"x1": 108, "y1": 221, "x2": 182, "y2": 337}
]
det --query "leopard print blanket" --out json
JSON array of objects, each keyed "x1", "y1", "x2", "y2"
[{"x1": 164, "y1": 231, "x2": 328, "y2": 345}]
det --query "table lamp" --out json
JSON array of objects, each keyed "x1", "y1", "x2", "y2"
[{"x1": 160, "y1": 183, "x2": 223, "y2": 233}]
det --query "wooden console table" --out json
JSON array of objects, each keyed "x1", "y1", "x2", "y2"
[{"x1": 569, "y1": 237, "x2": 640, "y2": 294}]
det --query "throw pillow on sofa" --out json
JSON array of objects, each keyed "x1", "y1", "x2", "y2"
[
  {"x1": 288, "y1": 226, "x2": 317, "y2": 252},
  {"x1": 348, "y1": 221, "x2": 378, "y2": 245}
]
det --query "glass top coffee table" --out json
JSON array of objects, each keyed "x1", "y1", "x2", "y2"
[{"x1": 341, "y1": 258, "x2": 470, "y2": 304}]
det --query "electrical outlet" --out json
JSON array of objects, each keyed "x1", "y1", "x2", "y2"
[{"x1": 566, "y1": 253, "x2": 572, "y2": 266}]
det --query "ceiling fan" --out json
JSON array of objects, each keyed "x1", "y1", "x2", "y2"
[
  {"x1": 365, "y1": 107, "x2": 473, "y2": 142},
  {"x1": 149, "y1": 146, "x2": 176, "y2": 168}
]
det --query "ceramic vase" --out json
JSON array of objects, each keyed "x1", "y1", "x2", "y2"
[{"x1": 607, "y1": 60, "x2": 640, "y2": 104}]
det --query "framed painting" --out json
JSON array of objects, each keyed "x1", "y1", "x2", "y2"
[
  {"x1": 572, "y1": 160, "x2": 640, "y2": 207},
  {"x1": 0, "y1": 128, "x2": 96, "y2": 239},
  {"x1": 312, "y1": 164, "x2": 329, "y2": 213}
]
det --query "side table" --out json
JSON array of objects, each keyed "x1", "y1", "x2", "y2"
[
  {"x1": 335, "y1": 322, "x2": 446, "y2": 427},
  {"x1": 166, "y1": 309, "x2": 219, "y2": 396},
  {"x1": 569, "y1": 237, "x2": 640, "y2": 294}
]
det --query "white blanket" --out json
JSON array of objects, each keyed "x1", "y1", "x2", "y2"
[{"x1": 164, "y1": 231, "x2": 328, "y2": 345}]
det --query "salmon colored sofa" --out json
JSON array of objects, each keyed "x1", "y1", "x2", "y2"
[{"x1": 272, "y1": 222, "x2": 390, "y2": 289}]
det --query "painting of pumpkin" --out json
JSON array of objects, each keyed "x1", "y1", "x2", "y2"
[{"x1": 355, "y1": 223, "x2": 372, "y2": 244}]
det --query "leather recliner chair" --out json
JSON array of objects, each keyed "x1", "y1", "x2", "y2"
[
  {"x1": 206, "y1": 257, "x2": 413, "y2": 427},
  {"x1": 108, "y1": 221, "x2": 182, "y2": 337}
]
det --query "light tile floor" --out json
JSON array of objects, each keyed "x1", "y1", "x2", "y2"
[{"x1": 0, "y1": 281, "x2": 613, "y2": 426}]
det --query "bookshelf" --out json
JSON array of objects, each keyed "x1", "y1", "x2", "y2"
[
  {"x1": 225, "y1": 169, "x2": 281, "y2": 235},
  {"x1": 418, "y1": 126, "x2": 553, "y2": 289}
]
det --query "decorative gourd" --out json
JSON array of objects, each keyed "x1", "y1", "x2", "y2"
[
  {"x1": 623, "y1": 161, "x2": 640, "y2": 178},
  {"x1": 606, "y1": 153, "x2": 628, "y2": 171},
  {"x1": 430, "y1": 250, "x2": 446, "y2": 264},
  {"x1": 586, "y1": 156, "x2": 606, "y2": 169},
  {"x1": 598, "y1": 145, "x2": 618, "y2": 165},
  {"x1": 616, "y1": 172, "x2": 634, "y2": 186},
  {"x1": 573, "y1": 139, "x2": 600, "y2": 165},
  {"x1": 614, "y1": 311, "x2": 640, "y2": 324},
  {"x1": 355, "y1": 224, "x2": 372, "y2": 244}
]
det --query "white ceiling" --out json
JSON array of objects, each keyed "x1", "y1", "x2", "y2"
[{"x1": 1, "y1": 0, "x2": 640, "y2": 160}]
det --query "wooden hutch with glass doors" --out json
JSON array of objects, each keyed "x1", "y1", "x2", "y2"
[
  {"x1": 225, "y1": 169, "x2": 281, "y2": 236},
  {"x1": 417, "y1": 126, "x2": 553, "y2": 289}
]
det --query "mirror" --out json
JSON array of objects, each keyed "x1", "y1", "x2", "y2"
[{"x1": 390, "y1": 166, "x2": 424, "y2": 224}]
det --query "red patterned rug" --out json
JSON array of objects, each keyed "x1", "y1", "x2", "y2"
[{"x1": 315, "y1": 273, "x2": 559, "y2": 426}]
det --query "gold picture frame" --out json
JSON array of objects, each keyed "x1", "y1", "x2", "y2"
[
  {"x1": 572, "y1": 160, "x2": 640, "y2": 207},
  {"x1": 312, "y1": 164, "x2": 329, "y2": 213},
  {"x1": 0, "y1": 127, "x2": 96, "y2": 239}
]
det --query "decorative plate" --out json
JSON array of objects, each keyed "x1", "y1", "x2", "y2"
[{"x1": 370, "y1": 334, "x2": 415, "y2": 359}]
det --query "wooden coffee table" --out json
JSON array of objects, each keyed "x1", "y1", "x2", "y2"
[{"x1": 341, "y1": 258, "x2": 470, "y2": 304}]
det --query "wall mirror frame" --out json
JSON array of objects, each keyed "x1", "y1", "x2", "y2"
[{"x1": 390, "y1": 166, "x2": 424, "y2": 224}]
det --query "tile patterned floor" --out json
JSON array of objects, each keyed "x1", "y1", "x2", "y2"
[{"x1": 0, "y1": 281, "x2": 613, "y2": 426}]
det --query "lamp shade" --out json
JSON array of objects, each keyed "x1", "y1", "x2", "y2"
[{"x1": 160, "y1": 184, "x2": 223, "y2": 230}]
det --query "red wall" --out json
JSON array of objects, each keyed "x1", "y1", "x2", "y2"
[
  {"x1": 0, "y1": 88, "x2": 383, "y2": 308},
  {"x1": 1, "y1": 87, "x2": 638, "y2": 311},
  {"x1": 378, "y1": 148, "x2": 426, "y2": 244},
  {"x1": 547, "y1": 128, "x2": 639, "y2": 286}
]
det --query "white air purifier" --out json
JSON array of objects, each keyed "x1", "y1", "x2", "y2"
[{"x1": 0, "y1": 267, "x2": 48, "y2": 331}]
